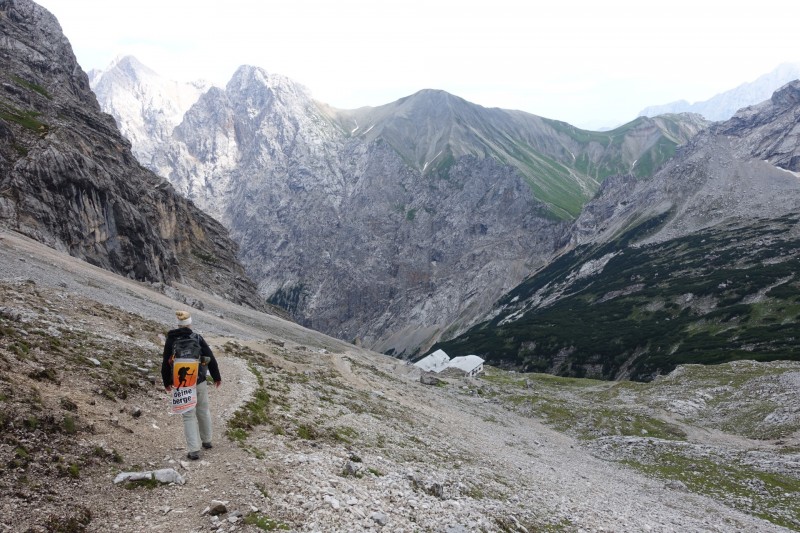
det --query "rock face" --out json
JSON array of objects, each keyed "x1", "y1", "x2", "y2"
[
  {"x1": 576, "y1": 80, "x2": 800, "y2": 247},
  {"x1": 0, "y1": 0, "x2": 262, "y2": 309},
  {"x1": 90, "y1": 59, "x2": 708, "y2": 357}
]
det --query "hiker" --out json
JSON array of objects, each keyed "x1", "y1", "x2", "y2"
[{"x1": 161, "y1": 310, "x2": 221, "y2": 460}]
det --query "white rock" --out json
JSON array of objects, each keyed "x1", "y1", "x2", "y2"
[{"x1": 324, "y1": 495, "x2": 340, "y2": 510}]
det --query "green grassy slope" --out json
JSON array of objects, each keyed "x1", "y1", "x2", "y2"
[{"x1": 330, "y1": 93, "x2": 707, "y2": 220}]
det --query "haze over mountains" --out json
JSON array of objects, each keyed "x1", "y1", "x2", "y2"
[{"x1": 639, "y1": 62, "x2": 800, "y2": 121}]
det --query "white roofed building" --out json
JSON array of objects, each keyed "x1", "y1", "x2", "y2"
[
  {"x1": 413, "y1": 349, "x2": 451, "y2": 373},
  {"x1": 414, "y1": 350, "x2": 485, "y2": 378},
  {"x1": 447, "y1": 355, "x2": 484, "y2": 377}
]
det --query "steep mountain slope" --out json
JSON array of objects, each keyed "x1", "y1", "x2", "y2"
[
  {"x1": 437, "y1": 82, "x2": 800, "y2": 380},
  {"x1": 0, "y1": 0, "x2": 261, "y2": 309},
  {"x1": 639, "y1": 62, "x2": 800, "y2": 121},
  {"x1": 91, "y1": 60, "x2": 707, "y2": 357},
  {"x1": 329, "y1": 91, "x2": 707, "y2": 219},
  {"x1": 217, "y1": 68, "x2": 568, "y2": 356}
]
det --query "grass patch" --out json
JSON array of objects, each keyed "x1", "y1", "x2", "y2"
[
  {"x1": 625, "y1": 452, "x2": 800, "y2": 529},
  {"x1": 227, "y1": 388, "x2": 271, "y2": 436},
  {"x1": 92, "y1": 446, "x2": 123, "y2": 463},
  {"x1": 123, "y1": 477, "x2": 160, "y2": 490},
  {"x1": 0, "y1": 102, "x2": 49, "y2": 135},
  {"x1": 330, "y1": 425, "x2": 359, "y2": 444},
  {"x1": 63, "y1": 415, "x2": 77, "y2": 434},
  {"x1": 243, "y1": 513, "x2": 290, "y2": 530},
  {"x1": 296, "y1": 424, "x2": 318, "y2": 440},
  {"x1": 11, "y1": 75, "x2": 51, "y2": 99},
  {"x1": 190, "y1": 248, "x2": 218, "y2": 265}
]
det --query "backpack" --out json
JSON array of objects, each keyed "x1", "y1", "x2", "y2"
[{"x1": 172, "y1": 332, "x2": 202, "y2": 361}]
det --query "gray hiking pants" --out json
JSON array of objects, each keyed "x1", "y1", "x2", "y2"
[{"x1": 182, "y1": 381, "x2": 212, "y2": 452}]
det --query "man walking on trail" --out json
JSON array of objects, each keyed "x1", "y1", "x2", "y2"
[{"x1": 161, "y1": 310, "x2": 221, "y2": 460}]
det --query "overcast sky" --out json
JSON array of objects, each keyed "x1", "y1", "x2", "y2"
[{"x1": 36, "y1": 0, "x2": 799, "y2": 129}]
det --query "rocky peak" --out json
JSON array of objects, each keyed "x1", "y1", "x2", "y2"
[
  {"x1": 160, "y1": 63, "x2": 344, "y2": 224},
  {"x1": 107, "y1": 55, "x2": 158, "y2": 78},
  {"x1": 89, "y1": 54, "x2": 211, "y2": 171},
  {"x1": 770, "y1": 79, "x2": 800, "y2": 107},
  {"x1": 712, "y1": 80, "x2": 800, "y2": 172},
  {"x1": 573, "y1": 81, "x2": 800, "y2": 248},
  {"x1": 397, "y1": 89, "x2": 473, "y2": 114},
  {"x1": 227, "y1": 65, "x2": 311, "y2": 100}
]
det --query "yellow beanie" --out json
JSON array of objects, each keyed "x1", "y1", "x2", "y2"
[{"x1": 176, "y1": 310, "x2": 192, "y2": 326}]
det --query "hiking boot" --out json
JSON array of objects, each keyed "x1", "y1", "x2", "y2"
[
  {"x1": 202, "y1": 442, "x2": 213, "y2": 449},
  {"x1": 187, "y1": 451, "x2": 200, "y2": 460}
]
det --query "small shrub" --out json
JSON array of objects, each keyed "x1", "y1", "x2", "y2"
[
  {"x1": 24, "y1": 416, "x2": 39, "y2": 430},
  {"x1": 15, "y1": 446, "x2": 30, "y2": 460},
  {"x1": 296, "y1": 424, "x2": 317, "y2": 440},
  {"x1": 10, "y1": 341, "x2": 30, "y2": 357},
  {"x1": 63, "y1": 415, "x2": 77, "y2": 434}
]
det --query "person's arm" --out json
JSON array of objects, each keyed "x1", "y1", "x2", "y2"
[
  {"x1": 161, "y1": 335, "x2": 174, "y2": 391},
  {"x1": 200, "y1": 336, "x2": 222, "y2": 388}
]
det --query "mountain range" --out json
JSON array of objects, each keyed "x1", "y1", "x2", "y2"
[
  {"x1": 88, "y1": 57, "x2": 709, "y2": 358},
  {"x1": 5, "y1": 0, "x2": 800, "y2": 379},
  {"x1": 438, "y1": 81, "x2": 800, "y2": 379}
]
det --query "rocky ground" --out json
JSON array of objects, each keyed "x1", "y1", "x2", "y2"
[{"x1": 1, "y1": 227, "x2": 798, "y2": 532}]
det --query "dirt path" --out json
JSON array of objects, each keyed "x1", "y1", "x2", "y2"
[{"x1": 78, "y1": 352, "x2": 260, "y2": 531}]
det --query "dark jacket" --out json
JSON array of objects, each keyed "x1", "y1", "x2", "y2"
[{"x1": 161, "y1": 327, "x2": 221, "y2": 388}]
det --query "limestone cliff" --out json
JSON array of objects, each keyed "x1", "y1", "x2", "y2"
[{"x1": 0, "y1": 0, "x2": 262, "y2": 309}]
